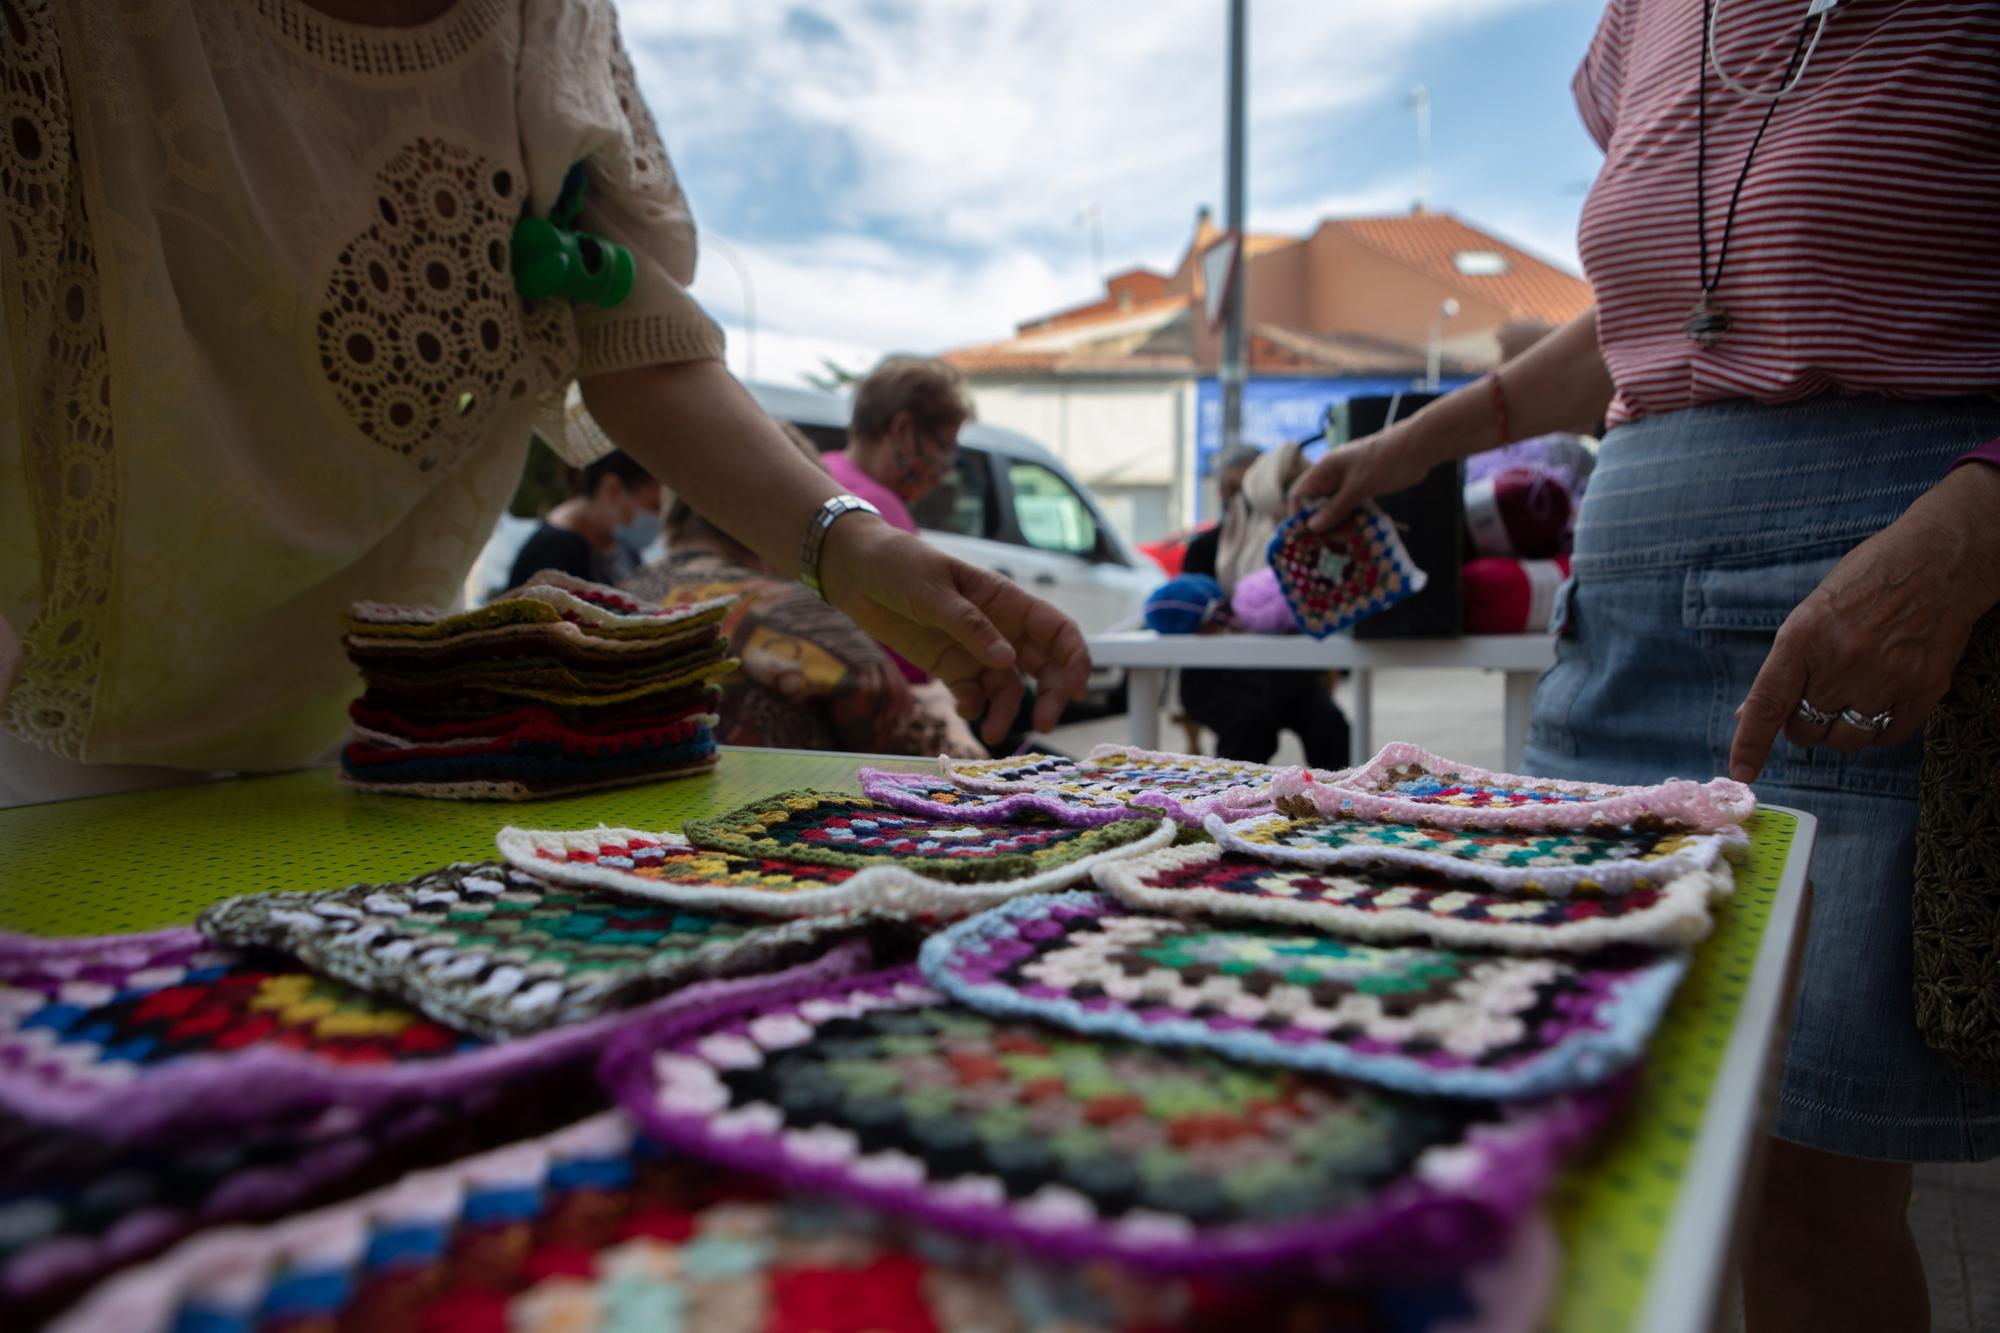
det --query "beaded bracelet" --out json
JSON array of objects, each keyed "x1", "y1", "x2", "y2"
[{"x1": 799, "y1": 494, "x2": 880, "y2": 599}]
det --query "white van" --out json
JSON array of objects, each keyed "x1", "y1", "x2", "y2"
[
  {"x1": 465, "y1": 381, "x2": 1156, "y2": 698},
  {"x1": 746, "y1": 382, "x2": 1154, "y2": 689}
]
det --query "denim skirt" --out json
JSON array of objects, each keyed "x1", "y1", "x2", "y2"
[{"x1": 1523, "y1": 395, "x2": 2000, "y2": 1163}]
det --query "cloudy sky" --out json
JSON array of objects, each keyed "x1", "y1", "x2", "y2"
[{"x1": 619, "y1": 0, "x2": 1612, "y2": 386}]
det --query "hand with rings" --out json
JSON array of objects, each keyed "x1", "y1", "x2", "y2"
[{"x1": 1731, "y1": 464, "x2": 2000, "y2": 784}]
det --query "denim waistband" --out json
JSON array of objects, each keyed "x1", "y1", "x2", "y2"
[{"x1": 1571, "y1": 396, "x2": 2000, "y2": 575}]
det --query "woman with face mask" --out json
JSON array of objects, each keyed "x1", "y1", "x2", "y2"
[{"x1": 506, "y1": 450, "x2": 663, "y2": 592}]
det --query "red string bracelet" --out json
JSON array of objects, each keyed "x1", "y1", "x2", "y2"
[{"x1": 1485, "y1": 370, "x2": 1512, "y2": 447}]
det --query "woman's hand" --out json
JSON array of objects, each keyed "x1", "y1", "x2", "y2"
[
  {"x1": 820, "y1": 518, "x2": 1091, "y2": 746},
  {"x1": 1731, "y1": 463, "x2": 2000, "y2": 782},
  {"x1": 1286, "y1": 421, "x2": 1442, "y2": 532}
]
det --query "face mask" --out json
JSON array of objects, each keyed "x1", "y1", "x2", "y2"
[
  {"x1": 617, "y1": 506, "x2": 662, "y2": 555},
  {"x1": 892, "y1": 425, "x2": 954, "y2": 503}
]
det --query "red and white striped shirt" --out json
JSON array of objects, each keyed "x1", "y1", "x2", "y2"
[{"x1": 1575, "y1": 0, "x2": 2000, "y2": 425}]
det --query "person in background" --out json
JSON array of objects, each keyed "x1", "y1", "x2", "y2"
[
  {"x1": 1290, "y1": 5, "x2": 2000, "y2": 1327},
  {"x1": 624, "y1": 426, "x2": 985, "y2": 759},
  {"x1": 506, "y1": 449, "x2": 661, "y2": 590},
  {"x1": 1180, "y1": 445, "x2": 1351, "y2": 768},
  {"x1": 824, "y1": 355, "x2": 971, "y2": 555},
  {"x1": 0, "y1": 2, "x2": 1085, "y2": 807}
]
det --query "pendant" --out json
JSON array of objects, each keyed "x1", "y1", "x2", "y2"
[{"x1": 1685, "y1": 295, "x2": 1730, "y2": 348}]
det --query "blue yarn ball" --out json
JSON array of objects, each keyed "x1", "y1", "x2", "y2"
[{"x1": 1144, "y1": 574, "x2": 1225, "y2": 634}]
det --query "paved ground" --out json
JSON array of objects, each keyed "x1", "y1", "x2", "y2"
[{"x1": 1049, "y1": 668, "x2": 2000, "y2": 1331}]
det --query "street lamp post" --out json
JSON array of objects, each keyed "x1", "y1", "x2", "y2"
[
  {"x1": 1220, "y1": 0, "x2": 1248, "y2": 455},
  {"x1": 1426, "y1": 297, "x2": 1459, "y2": 390}
]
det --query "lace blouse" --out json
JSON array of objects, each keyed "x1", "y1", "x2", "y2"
[{"x1": 0, "y1": 0, "x2": 722, "y2": 771}]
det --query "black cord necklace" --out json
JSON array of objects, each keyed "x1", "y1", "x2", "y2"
[{"x1": 1687, "y1": 2, "x2": 1817, "y2": 348}]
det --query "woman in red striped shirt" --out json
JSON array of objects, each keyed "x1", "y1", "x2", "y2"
[{"x1": 1295, "y1": 2, "x2": 1999, "y2": 1327}]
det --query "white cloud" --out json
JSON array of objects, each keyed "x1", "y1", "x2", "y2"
[{"x1": 623, "y1": 0, "x2": 1567, "y2": 385}]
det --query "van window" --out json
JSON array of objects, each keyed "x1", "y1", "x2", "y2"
[
  {"x1": 1007, "y1": 462, "x2": 1098, "y2": 556},
  {"x1": 912, "y1": 448, "x2": 999, "y2": 540}
]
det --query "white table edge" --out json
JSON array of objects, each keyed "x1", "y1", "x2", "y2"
[{"x1": 1636, "y1": 804, "x2": 1817, "y2": 1333}]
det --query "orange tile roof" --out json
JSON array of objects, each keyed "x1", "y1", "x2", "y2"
[{"x1": 1327, "y1": 212, "x2": 1590, "y2": 325}]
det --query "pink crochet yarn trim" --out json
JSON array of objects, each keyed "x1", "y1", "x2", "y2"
[{"x1": 1276, "y1": 743, "x2": 1756, "y2": 832}]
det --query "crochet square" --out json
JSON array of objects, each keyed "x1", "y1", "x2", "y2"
[
  {"x1": 1207, "y1": 810, "x2": 1747, "y2": 896},
  {"x1": 921, "y1": 892, "x2": 1685, "y2": 1099},
  {"x1": 197, "y1": 862, "x2": 876, "y2": 1040},
  {"x1": 1282, "y1": 742, "x2": 1756, "y2": 833},
  {"x1": 1093, "y1": 844, "x2": 1733, "y2": 953},
  {"x1": 857, "y1": 769, "x2": 1143, "y2": 827},
  {"x1": 51, "y1": 1109, "x2": 1558, "y2": 1333},
  {"x1": 937, "y1": 745, "x2": 1282, "y2": 824},
  {"x1": 1265, "y1": 505, "x2": 1428, "y2": 638},
  {"x1": 601, "y1": 966, "x2": 1621, "y2": 1278},
  {"x1": 499, "y1": 817, "x2": 1176, "y2": 921},
  {"x1": 0, "y1": 1080, "x2": 603, "y2": 1312},
  {"x1": 0, "y1": 928, "x2": 868, "y2": 1143},
  {"x1": 682, "y1": 791, "x2": 1174, "y2": 885}
]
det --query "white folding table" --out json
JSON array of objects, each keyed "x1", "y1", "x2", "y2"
[{"x1": 1088, "y1": 630, "x2": 1558, "y2": 769}]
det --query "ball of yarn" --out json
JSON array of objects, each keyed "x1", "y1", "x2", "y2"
[
  {"x1": 1230, "y1": 566, "x2": 1299, "y2": 633},
  {"x1": 1464, "y1": 464, "x2": 1573, "y2": 560},
  {"x1": 1144, "y1": 574, "x2": 1225, "y2": 634}
]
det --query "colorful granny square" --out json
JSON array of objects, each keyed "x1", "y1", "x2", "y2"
[
  {"x1": 1094, "y1": 844, "x2": 1734, "y2": 953},
  {"x1": 857, "y1": 769, "x2": 1139, "y2": 827},
  {"x1": 1283, "y1": 743, "x2": 1756, "y2": 833},
  {"x1": 921, "y1": 892, "x2": 1684, "y2": 1098},
  {"x1": 937, "y1": 745, "x2": 1283, "y2": 824},
  {"x1": 0, "y1": 928, "x2": 867, "y2": 1143},
  {"x1": 1265, "y1": 505, "x2": 1428, "y2": 638},
  {"x1": 602, "y1": 967, "x2": 1620, "y2": 1278},
  {"x1": 682, "y1": 791, "x2": 1174, "y2": 885},
  {"x1": 1207, "y1": 810, "x2": 1746, "y2": 896},
  {"x1": 51, "y1": 1109, "x2": 1554, "y2": 1333},
  {"x1": 500, "y1": 816, "x2": 1175, "y2": 922},
  {"x1": 197, "y1": 862, "x2": 876, "y2": 1040},
  {"x1": 0, "y1": 1080, "x2": 605, "y2": 1313}
]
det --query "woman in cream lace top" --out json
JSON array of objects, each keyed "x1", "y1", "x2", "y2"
[{"x1": 0, "y1": 0, "x2": 1086, "y2": 801}]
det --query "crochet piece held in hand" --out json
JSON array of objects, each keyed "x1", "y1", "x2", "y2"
[
  {"x1": 921, "y1": 892, "x2": 1685, "y2": 1099},
  {"x1": 1207, "y1": 810, "x2": 1747, "y2": 897},
  {"x1": 602, "y1": 966, "x2": 1621, "y2": 1279},
  {"x1": 1280, "y1": 743, "x2": 1756, "y2": 833},
  {"x1": 1094, "y1": 844, "x2": 1734, "y2": 953},
  {"x1": 936, "y1": 744, "x2": 1284, "y2": 824},
  {"x1": 197, "y1": 861, "x2": 873, "y2": 1040},
  {"x1": 1265, "y1": 505, "x2": 1428, "y2": 638}
]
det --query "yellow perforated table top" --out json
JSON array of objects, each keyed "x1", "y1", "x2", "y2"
[{"x1": 0, "y1": 748, "x2": 1805, "y2": 1332}]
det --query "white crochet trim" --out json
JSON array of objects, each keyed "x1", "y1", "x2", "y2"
[
  {"x1": 1205, "y1": 811, "x2": 1748, "y2": 897},
  {"x1": 1286, "y1": 742, "x2": 1757, "y2": 832},
  {"x1": 495, "y1": 820, "x2": 1178, "y2": 919},
  {"x1": 1092, "y1": 843, "x2": 1733, "y2": 954},
  {"x1": 48, "y1": 1111, "x2": 636, "y2": 1333}
]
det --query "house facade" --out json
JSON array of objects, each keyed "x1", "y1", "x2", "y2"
[{"x1": 940, "y1": 206, "x2": 1593, "y2": 543}]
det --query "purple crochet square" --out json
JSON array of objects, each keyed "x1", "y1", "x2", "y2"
[
  {"x1": 600, "y1": 964, "x2": 1624, "y2": 1279},
  {"x1": 0, "y1": 927, "x2": 871, "y2": 1144}
]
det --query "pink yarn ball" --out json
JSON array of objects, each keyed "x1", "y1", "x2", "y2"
[{"x1": 1232, "y1": 566, "x2": 1299, "y2": 633}]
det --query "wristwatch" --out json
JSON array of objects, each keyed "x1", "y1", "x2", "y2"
[{"x1": 800, "y1": 494, "x2": 881, "y2": 600}]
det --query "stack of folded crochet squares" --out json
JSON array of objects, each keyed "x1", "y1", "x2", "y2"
[{"x1": 337, "y1": 572, "x2": 735, "y2": 799}]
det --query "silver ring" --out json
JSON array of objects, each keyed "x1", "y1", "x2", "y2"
[
  {"x1": 1795, "y1": 698, "x2": 1833, "y2": 728},
  {"x1": 1839, "y1": 707, "x2": 1895, "y2": 734}
]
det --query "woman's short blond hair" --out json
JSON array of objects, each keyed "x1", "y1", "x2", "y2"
[{"x1": 849, "y1": 355, "x2": 976, "y2": 443}]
